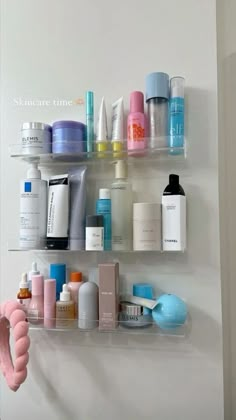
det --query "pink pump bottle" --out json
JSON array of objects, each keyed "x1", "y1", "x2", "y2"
[
  {"x1": 28, "y1": 274, "x2": 44, "y2": 325},
  {"x1": 127, "y1": 91, "x2": 146, "y2": 154},
  {"x1": 44, "y1": 279, "x2": 56, "y2": 328}
]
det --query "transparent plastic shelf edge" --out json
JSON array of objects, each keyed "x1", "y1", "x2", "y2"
[
  {"x1": 9, "y1": 137, "x2": 186, "y2": 166},
  {"x1": 27, "y1": 317, "x2": 188, "y2": 338}
]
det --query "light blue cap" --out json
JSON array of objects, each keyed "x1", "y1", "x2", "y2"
[
  {"x1": 133, "y1": 283, "x2": 153, "y2": 299},
  {"x1": 86, "y1": 91, "x2": 94, "y2": 115},
  {"x1": 145, "y1": 72, "x2": 169, "y2": 102},
  {"x1": 50, "y1": 263, "x2": 66, "y2": 300}
]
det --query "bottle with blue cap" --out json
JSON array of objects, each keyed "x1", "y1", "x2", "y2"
[
  {"x1": 169, "y1": 77, "x2": 185, "y2": 154},
  {"x1": 50, "y1": 263, "x2": 66, "y2": 301},
  {"x1": 145, "y1": 72, "x2": 169, "y2": 149}
]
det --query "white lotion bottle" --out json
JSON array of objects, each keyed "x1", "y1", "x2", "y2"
[
  {"x1": 162, "y1": 174, "x2": 186, "y2": 251},
  {"x1": 111, "y1": 160, "x2": 132, "y2": 250},
  {"x1": 78, "y1": 282, "x2": 98, "y2": 330},
  {"x1": 19, "y1": 163, "x2": 47, "y2": 249}
]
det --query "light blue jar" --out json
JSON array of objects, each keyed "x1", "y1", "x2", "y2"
[
  {"x1": 96, "y1": 188, "x2": 111, "y2": 250},
  {"x1": 169, "y1": 77, "x2": 185, "y2": 155}
]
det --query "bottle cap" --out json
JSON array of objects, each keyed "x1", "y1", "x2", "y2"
[
  {"x1": 44, "y1": 279, "x2": 56, "y2": 303},
  {"x1": 86, "y1": 215, "x2": 104, "y2": 228},
  {"x1": 145, "y1": 72, "x2": 169, "y2": 102},
  {"x1": 133, "y1": 283, "x2": 153, "y2": 300},
  {"x1": 99, "y1": 188, "x2": 110, "y2": 200},
  {"x1": 70, "y1": 272, "x2": 83, "y2": 282},
  {"x1": 170, "y1": 77, "x2": 185, "y2": 98},
  {"x1": 19, "y1": 273, "x2": 29, "y2": 289},
  {"x1": 60, "y1": 284, "x2": 71, "y2": 302},
  {"x1": 114, "y1": 160, "x2": 127, "y2": 179},
  {"x1": 130, "y1": 91, "x2": 144, "y2": 113},
  {"x1": 30, "y1": 262, "x2": 39, "y2": 274},
  {"x1": 169, "y1": 174, "x2": 179, "y2": 185},
  {"x1": 27, "y1": 163, "x2": 41, "y2": 179},
  {"x1": 31, "y1": 274, "x2": 44, "y2": 296},
  {"x1": 50, "y1": 264, "x2": 66, "y2": 282}
]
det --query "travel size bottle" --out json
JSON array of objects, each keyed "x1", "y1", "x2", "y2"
[
  {"x1": 111, "y1": 160, "x2": 132, "y2": 250},
  {"x1": 67, "y1": 271, "x2": 84, "y2": 318},
  {"x1": 96, "y1": 97, "x2": 108, "y2": 158},
  {"x1": 96, "y1": 188, "x2": 112, "y2": 250},
  {"x1": 169, "y1": 77, "x2": 185, "y2": 154},
  {"x1": 127, "y1": 91, "x2": 146, "y2": 154},
  {"x1": 28, "y1": 274, "x2": 44, "y2": 324},
  {"x1": 146, "y1": 72, "x2": 169, "y2": 148},
  {"x1": 162, "y1": 174, "x2": 186, "y2": 251},
  {"x1": 56, "y1": 284, "x2": 75, "y2": 328},
  {"x1": 19, "y1": 163, "x2": 47, "y2": 249},
  {"x1": 17, "y1": 273, "x2": 31, "y2": 313},
  {"x1": 78, "y1": 282, "x2": 99, "y2": 330}
]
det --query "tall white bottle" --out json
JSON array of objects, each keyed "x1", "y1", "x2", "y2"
[
  {"x1": 19, "y1": 163, "x2": 47, "y2": 249},
  {"x1": 78, "y1": 282, "x2": 99, "y2": 330},
  {"x1": 162, "y1": 174, "x2": 186, "y2": 251},
  {"x1": 111, "y1": 160, "x2": 132, "y2": 250}
]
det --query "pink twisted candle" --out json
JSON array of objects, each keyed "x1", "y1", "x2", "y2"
[{"x1": 0, "y1": 301, "x2": 30, "y2": 391}]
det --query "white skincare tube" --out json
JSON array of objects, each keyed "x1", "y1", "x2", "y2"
[
  {"x1": 46, "y1": 174, "x2": 69, "y2": 249},
  {"x1": 96, "y1": 97, "x2": 108, "y2": 156},
  {"x1": 111, "y1": 97, "x2": 124, "y2": 156}
]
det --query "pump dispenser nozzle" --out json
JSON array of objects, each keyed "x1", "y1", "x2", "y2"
[
  {"x1": 114, "y1": 160, "x2": 127, "y2": 179},
  {"x1": 27, "y1": 163, "x2": 41, "y2": 179}
]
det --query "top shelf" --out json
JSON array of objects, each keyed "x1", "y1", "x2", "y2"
[{"x1": 10, "y1": 139, "x2": 186, "y2": 167}]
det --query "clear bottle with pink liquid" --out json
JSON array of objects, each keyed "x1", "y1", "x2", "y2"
[
  {"x1": 28, "y1": 274, "x2": 44, "y2": 325},
  {"x1": 127, "y1": 91, "x2": 146, "y2": 155}
]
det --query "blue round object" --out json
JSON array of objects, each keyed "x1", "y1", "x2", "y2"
[{"x1": 152, "y1": 294, "x2": 187, "y2": 330}]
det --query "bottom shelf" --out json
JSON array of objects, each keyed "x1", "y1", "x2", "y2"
[{"x1": 28, "y1": 318, "x2": 188, "y2": 338}]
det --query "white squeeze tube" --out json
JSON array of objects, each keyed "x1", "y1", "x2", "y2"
[{"x1": 46, "y1": 174, "x2": 69, "y2": 250}]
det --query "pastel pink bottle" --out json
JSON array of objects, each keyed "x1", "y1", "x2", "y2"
[
  {"x1": 28, "y1": 274, "x2": 44, "y2": 325},
  {"x1": 44, "y1": 279, "x2": 56, "y2": 328},
  {"x1": 127, "y1": 91, "x2": 146, "y2": 155}
]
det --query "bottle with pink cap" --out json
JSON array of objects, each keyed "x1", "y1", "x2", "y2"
[
  {"x1": 127, "y1": 91, "x2": 146, "y2": 154},
  {"x1": 28, "y1": 274, "x2": 44, "y2": 325}
]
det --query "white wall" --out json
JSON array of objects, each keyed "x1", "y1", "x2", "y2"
[
  {"x1": 0, "y1": 1, "x2": 223, "y2": 419},
  {"x1": 217, "y1": 1, "x2": 236, "y2": 418}
]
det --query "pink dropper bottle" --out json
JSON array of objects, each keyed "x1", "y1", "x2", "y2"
[{"x1": 28, "y1": 274, "x2": 44, "y2": 325}]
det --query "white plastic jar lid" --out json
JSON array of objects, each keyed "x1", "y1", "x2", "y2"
[{"x1": 133, "y1": 202, "x2": 161, "y2": 221}]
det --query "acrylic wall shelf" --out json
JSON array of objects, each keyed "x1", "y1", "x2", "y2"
[
  {"x1": 9, "y1": 138, "x2": 186, "y2": 167},
  {"x1": 27, "y1": 318, "x2": 188, "y2": 338}
]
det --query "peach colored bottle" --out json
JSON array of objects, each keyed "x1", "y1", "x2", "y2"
[{"x1": 67, "y1": 272, "x2": 84, "y2": 318}]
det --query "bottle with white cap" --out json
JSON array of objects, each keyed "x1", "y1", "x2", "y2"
[
  {"x1": 56, "y1": 284, "x2": 75, "y2": 328},
  {"x1": 19, "y1": 163, "x2": 47, "y2": 249},
  {"x1": 28, "y1": 262, "x2": 40, "y2": 291},
  {"x1": 111, "y1": 161, "x2": 132, "y2": 250},
  {"x1": 96, "y1": 188, "x2": 111, "y2": 250},
  {"x1": 169, "y1": 77, "x2": 185, "y2": 154},
  {"x1": 17, "y1": 272, "x2": 32, "y2": 313}
]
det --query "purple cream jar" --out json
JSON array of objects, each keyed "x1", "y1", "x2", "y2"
[{"x1": 52, "y1": 120, "x2": 86, "y2": 154}]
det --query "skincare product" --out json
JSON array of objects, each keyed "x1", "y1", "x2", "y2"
[
  {"x1": 133, "y1": 203, "x2": 161, "y2": 251},
  {"x1": 133, "y1": 283, "x2": 153, "y2": 316},
  {"x1": 96, "y1": 97, "x2": 108, "y2": 157},
  {"x1": 44, "y1": 279, "x2": 56, "y2": 328},
  {"x1": 28, "y1": 274, "x2": 44, "y2": 324},
  {"x1": 111, "y1": 97, "x2": 124, "y2": 157},
  {"x1": 96, "y1": 188, "x2": 112, "y2": 250},
  {"x1": 19, "y1": 163, "x2": 47, "y2": 249},
  {"x1": 17, "y1": 273, "x2": 31, "y2": 313},
  {"x1": 169, "y1": 77, "x2": 185, "y2": 154},
  {"x1": 119, "y1": 303, "x2": 152, "y2": 328},
  {"x1": 68, "y1": 272, "x2": 84, "y2": 318},
  {"x1": 21, "y1": 122, "x2": 52, "y2": 154},
  {"x1": 78, "y1": 282, "x2": 99, "y2": 330},
  {"x1": 69, "y1": 166, "x2": 87, "y2": 250},
  {"x1": 47, "y1": 174, "x2": 69, "y2": 249},
  {"x1": 120, "y1": 294, "x2": 159, "y2": 310},
  {"x1": 28, "y1": 261, "x2": 40, "y2": 292},
  {"x1": 146, "y1": 72, "x2": 169, "y2": 148},
  {"x1": 111, "y1": 160, "x2": 132, "y2": 250},
  {"x1": 86, "y1": 91, "x2": 94, "y2": 154},
  {"x1": 86, "y1": 215, "x2": 104, "y2": 251},
  {"x1": 56, "y1": 284, "x2": 75, "y2": 328},
  {"x1": 99, "y1": 263, "x2": 119, "y2": 330},
  {"x1": 52, "y1": 120, "x2": 86, "y2": 154},
  {"x1": 162, "y1": 174, "x2": 186, "y2": 251},
  {"x1": 127, "y1": 91, "x2": 146, "y2": 154},
  {"x1": 50, "y1": 263, "x2": 66, "y2": 301},
  {"x1": 152, "y1": 294, "x2": 187, "y2": 330}
]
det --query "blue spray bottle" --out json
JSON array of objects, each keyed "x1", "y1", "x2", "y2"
[
  {"x1": 169, "y1": 77, "x2": 185, "y2": 154},
  {"x1": 96, "y1": 188, "x2": 111, "y2": 250}
]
